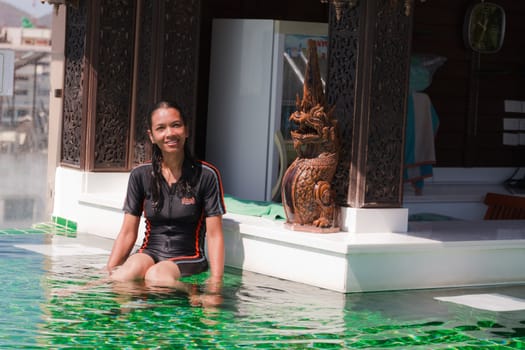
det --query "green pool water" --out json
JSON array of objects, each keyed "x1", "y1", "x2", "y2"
[{"x1": 1, "y1": 232, "x2": 525, "y2": 349}]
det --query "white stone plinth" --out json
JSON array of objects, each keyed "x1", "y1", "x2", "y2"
[{"x1": 341, "y1": 207, "x2": 409, "y2": 233}]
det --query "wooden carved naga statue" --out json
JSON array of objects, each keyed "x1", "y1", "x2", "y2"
[{"x1": 281, "y1": 39, "x2": 340, "y2": 233}]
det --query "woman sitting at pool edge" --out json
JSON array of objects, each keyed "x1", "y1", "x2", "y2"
[{"x1": 105, "y1": 101, "x2": 226, "y2": 298}]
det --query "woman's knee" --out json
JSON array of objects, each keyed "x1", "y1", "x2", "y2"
[
  {"x1": 144, "y1": 262, "x2": 181, "y2": 285},
  {"x1": 111, "y1": 254, "x2": 154, "y2": 281}
]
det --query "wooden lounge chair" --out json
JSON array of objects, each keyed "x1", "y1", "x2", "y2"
[{"x1": 483, "y1": 192, "x2": 525, "y2": 220}]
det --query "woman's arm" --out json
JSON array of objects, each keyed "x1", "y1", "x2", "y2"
[
  {"x1": 106, "y1": 213, "x2": 141, "y2": 273},
  {"x1": 190, "y1": 214, "x2": 224, "y2": 307},
  {"x1": 205, "y1": 215, "x2": 225, "y2": 284}
]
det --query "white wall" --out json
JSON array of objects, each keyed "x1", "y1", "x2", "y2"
[{"x1": 53, "y1": 167, "x2": 145, "y2": 241}]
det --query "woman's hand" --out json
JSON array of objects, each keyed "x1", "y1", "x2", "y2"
[
  {"x1": 188, "y1": 277, "x2": 224, "y2": 308},
  {"x1": 106, "y1": 264, "x2": 119, "y2": 277},
  {"x1": 189, "y1": 291, "x2": 223, "y2": 308},
  {"x1": 205, "y1": 276, "x2": 223, "y2": 294}
]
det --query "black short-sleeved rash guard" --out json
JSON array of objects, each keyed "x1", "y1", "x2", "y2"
[{"x1": 123, "y1": 160, "x2": 226, "y2": 266}]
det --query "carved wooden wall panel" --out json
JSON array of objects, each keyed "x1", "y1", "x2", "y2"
[
  {"x1": 326, "y1": 0, "x2": 412, "y2": 208},
  {"x1": 160, "y1": 0, "x2": 201, "y2": 154},
  {"x1": 363, "y1": 0, "x2": 412, "y2": 207},
  {"x1": 61, "y1": 0, "x2": 87, "y2": 167},
  {"x1": 60, "y1": 0, "x2": 201, "y2": 170},
  {"x1": 132, "y1": 0, "x2": 154, "y2": 165},
  {"x1": 325, "y1": 2, "x2": 360, "y2": 207},
  {"x1": 92, "y1": 0, "x2": 136, "y2": 169}
]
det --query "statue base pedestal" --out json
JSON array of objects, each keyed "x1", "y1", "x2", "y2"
[
  {"x1": 341, "y1": 207, "x2": 408, "y2": 233},
  {"x1": 284, "y1": 222, "x2": 340, "y2": 233}
]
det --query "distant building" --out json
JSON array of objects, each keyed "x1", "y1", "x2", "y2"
[
  {"x1": 0, "y1": 26, "x2": 50, "y2": 128},
  {"x1": 0, "y1": 26, "x2": 51, "y2": 48}
]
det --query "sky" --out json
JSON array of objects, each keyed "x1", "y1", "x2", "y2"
[{"x1": 1, "y1": 0, "x2": 52, "y2": 17}]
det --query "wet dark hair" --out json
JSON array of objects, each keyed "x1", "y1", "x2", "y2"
[{"x1": 148, "y1": 101, "x2": 201, "y2": 213}]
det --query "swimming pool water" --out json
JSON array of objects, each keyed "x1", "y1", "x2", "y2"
[{"x1": 1, "y1": 232, "x2": 525, "y2": 349}]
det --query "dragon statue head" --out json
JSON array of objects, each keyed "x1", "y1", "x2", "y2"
[{"x1": 289, "y1": 40, "x2": 338, "y2": 158}]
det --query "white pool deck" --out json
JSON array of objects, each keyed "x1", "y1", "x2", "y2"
[
  {"x1": 52, "y1": 167, "x2": 525, "y2": 293},
  {"x1": 222, "y1": 213, "x2": 525, "y2": 293}
]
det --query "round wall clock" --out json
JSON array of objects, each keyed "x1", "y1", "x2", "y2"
[{"x1": 464, "y1": 2, "x2": 506, "y2": 54}]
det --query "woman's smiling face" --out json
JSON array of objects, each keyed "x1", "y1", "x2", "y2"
[{"x1": 148, "y1": 107, "x2": 188, "y2": 154}]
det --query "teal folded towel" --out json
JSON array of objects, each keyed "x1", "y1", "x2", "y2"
[{"x1": 223, "y1": 194, "x2": 286, "y2": 221}]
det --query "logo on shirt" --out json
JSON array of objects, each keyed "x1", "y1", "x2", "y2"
[{"x1": 181, "y1": 196, "x2": 196, "y2": 205}]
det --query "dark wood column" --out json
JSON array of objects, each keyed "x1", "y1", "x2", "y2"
[{"x1": 326, "y1": 0, "x2": 414, "y2": 208}]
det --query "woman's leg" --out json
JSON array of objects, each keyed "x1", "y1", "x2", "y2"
[
  {"x1": 110, "y1": 253, "x2": 155, "y2": 282},
  {"x1": 145, "y1": 262, "x2": 222, "y2": 307},
  {"x1": 144, "y1": 261, "x2": 183, "y2": 287}
]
